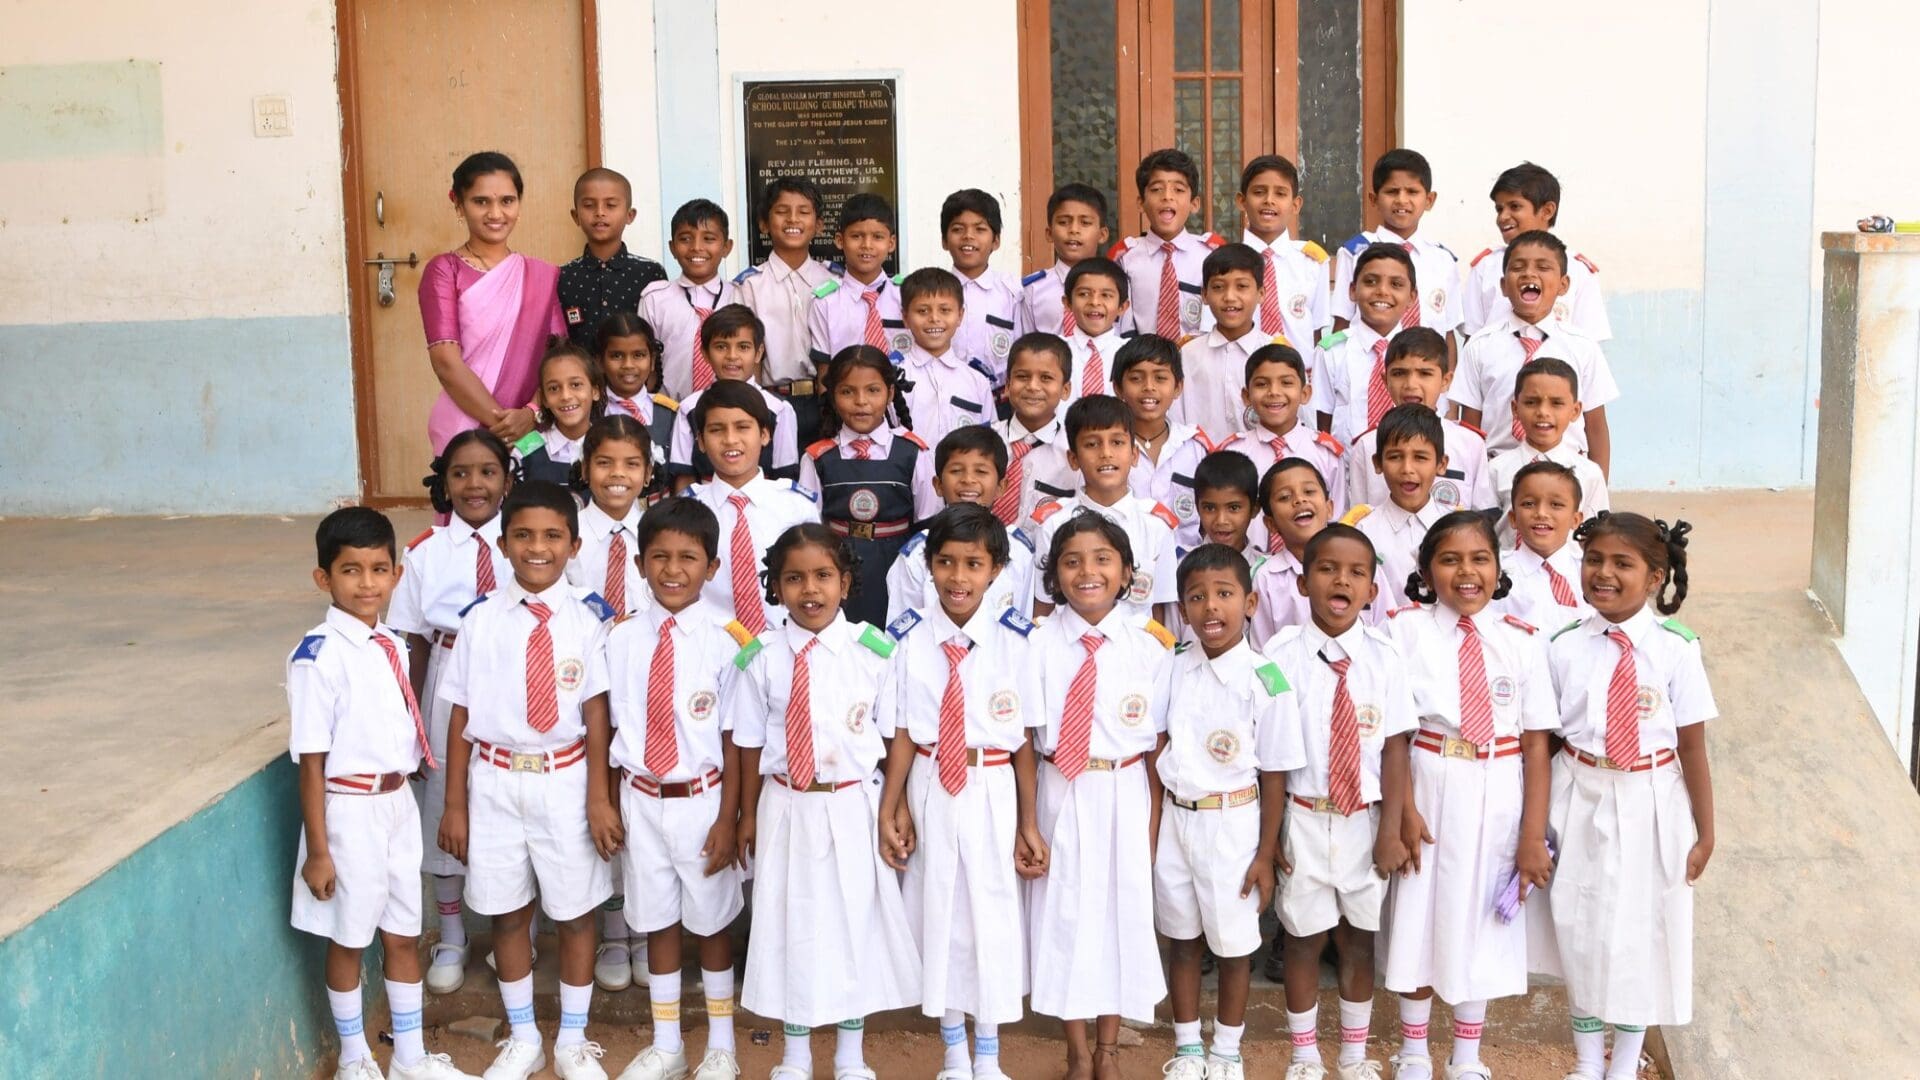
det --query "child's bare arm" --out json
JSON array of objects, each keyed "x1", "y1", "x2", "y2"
[
  {"x1": 1373, "y1": 735, "x2": 1412, "y2": 877},
  {"x1": 877, "y1": 733, "x2": 919, "y2": 870},
  {"x1": 1582, "y1": 406, "x2": 1611, "y2": 479},
  {"x1": 736, "y1": 748, "x2": 764, "y2": 865},
  {"x1": 404, "y1": 633, "x2": 431, "y2": 703},
  {"x1": 1013, "y1": 736, "x2": 1048, "y2": 878},
  {"x1": 703, "y1": 733, "x2": 741, "y2": 875},
  {"x1": 583, "y1": 692, "x2": 622, "y2": 860},
  {"x1": 298, "y1": 753, "x2": 334, "y2": 900},
  {"x1": 1145, "y1": 732, "x2": 1169, "y2": 861},
  {"x1": 1459, "y1": 406, "x2": 1484, "y2": 431},
  {"x1": 1516, "y1": 731, "x2": 1555, "y2": 890},
  {"x1": 1677, "y1": 724, "x2": 1715, "y2": 883},
  {"x1": 438, "y1": 706, "x2": 474, "y2": 864}
]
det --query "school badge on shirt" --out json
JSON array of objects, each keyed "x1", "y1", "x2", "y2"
[
  {"x1": 557, "y1": 657, "x2": 585, "y2": 692},
  {"x1": 1127, "y1": 572, "x2": 1155, "y2": 605},
  {"x1": 1119, "y1": 693, "x2": 1150, "y2": 727},
  {"x1": 1206, "y1": 730, "x2": 1240, "y2": 763},
  {"x1": 847, "y1": 700, "x2": 870, "y2": 733},
  {"x1": 1355, "y1": 703, "x2": 1383, "y2": 737},
  {"x1": 990, "y1": 690, "x2": 1020, "y2": 725},
  {"x1": 1490, "y1": 675, "x2": 1516, "y2": 707},
  {"x1": 688, "y1": 689, "x2": 718, "y2": 722}
]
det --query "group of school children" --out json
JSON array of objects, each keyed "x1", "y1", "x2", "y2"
[{"x1": 288, "y1": 144, "x2": 1717, "y2": 1080}]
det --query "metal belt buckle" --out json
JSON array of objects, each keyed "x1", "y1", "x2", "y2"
[
  {"x1": 845, "y1": 522, "x2": 876, "y2": 540},
  {"x1": 1443, "y1": 736, "x2": 1478, "y2": 761},
  {"x1": 1593, "y1": 753, "x2": 1621, "y2": 771},
  {"x1": 510, "y1": 751, "x2": 546, "y2": 773},
  {"x1": 1085, "y1": 757, "x2": 1114, "y2": 771},
  {"x1": 1312, "y1": 796, "x2": 1337, "y2": 813}
]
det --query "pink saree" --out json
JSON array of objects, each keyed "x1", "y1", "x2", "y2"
[{"x1": 420, "y1": 251, "x2": 566, "y2": 453}]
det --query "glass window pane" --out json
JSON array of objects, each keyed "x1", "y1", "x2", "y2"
[
  {"x1": 1296, "y1": 0, "x2": 1363, "y2": 250},
  {"x1": 1174, "y1": 79, "x2": 1207, "y2": 233},
  {"x1": 1211, "y1": 78, "x2": 1242, "y2": 237},
  {"x1": 1051, "y1": 0, "x2": 1120, "y2": 239},
  {"x1": 1212, "y1": 0, "x2": 1241, "y2": 71},
  {"x1": 1175, "y1": 0, "x2": 1205, "y2": 72}
]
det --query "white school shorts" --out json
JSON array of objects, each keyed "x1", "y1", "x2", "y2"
[
  {"x1": 618, "y1": 781, "x2": 744, "y2": 937},
  {"x1": 1154, "y1": 798, "x2": 1266, "y2": 957},
  {"x1": 464, "y1": 758, "x2": 614, "y2": 922},
  {"x1": 1277, "y1": 802, "x2": 1384, "y2": 937},
  {"x1": 291, "y1": 787, "x2": 423, "y2": 948}
]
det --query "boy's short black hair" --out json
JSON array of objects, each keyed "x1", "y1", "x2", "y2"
[
  {"x1": 671, "y1": 198, "x2": 729, "y2": 237},
  {"x1": 900, "y1": 266, "x2": 965, "y2": 310},
  {"x1": 1008, "y1": 331, "x2": 1073, "y2": 382},
  {"x1": 1047, "y1": 182, "x2": 1109, "y2": 224},
  {"x1": 1042, "y1": 511, "x2": 1136, "y2": 604},
  {"x1": 699, "y1": 303, "x2": 765, "y2": 350},
  {"x1": 1503, "y1": 229, "x2": 1569, "y2": 274},
  {"x1": 1355, "y1": 242, "x2": 1418, "y2": 287},
  {"x1": 924, "y1": 503, "x2": 1011, "y2": 571},
  {"x1": 934, "y1": 424, "x2": 1009, "y2": 479},
  {"x1": 1385, "y1": 327, "x2": 1449, "y2": 373},
  {"x1": 636, "y1": 496, "x2": 720, "y2": 561},
  {"x1": 1064, "y1": 394, "x2": 1133, "y2": 445},
  {"x1": 1371, "y1": 148, "x2": 1433, "y2": 193},
  {"x1": 757, "y1": 176, "x2": 823, "y2": 221},
  {"x1": 1111, "y1": 333, "x2": 1183, "y2": 384},
  {"x1": 1374, "y1": 403, "x2": 1444, "y2": 458},
  {"x1": 1259, "y1": 457, "x2": 1330, "y2": 511},
  {"x1": 1512, "y1": 458, "x2": 1583, "y2": 507},
  {"x1": 1064, "y1": 257, "x2": 1129, "y2": 305},
  {"x1": 573, "y1": 167, "x2": 632, "y2": 203},
  {"x1": 1136, "y1": 147, "x2": 1200, "y2": 196},
  {"x1": 1239, "y1": 154, "x2": 1301, "y2": 194},
  {"x1": 1202, "y1": 243, "x2": 1263, "y2": 286},
  {"x1": 1490, "y1": 162, "x2": 1560, "y2": 226},
  {"x1": 1177, "y1": 542, "x2": 1254, "y2": 595},
  {"x1": 315, "y1": 506, "x2": 396, "y2": 570},
  {"x1": 940, "y1": 188, "x2": 1002, "y2": 237},
  {"x1": 1193, "y1": 450, "x2": 1259, "y2": 505},
  {"x1": 689, "y1": 378, "x2": 775, "y2": 435},
  {"x1": 501, "y1": 481, "x2": 581, "y2": 540},
  {"x1": 1515, "y1": 356, "x2": 1580, "y2": 399},
  {"x1": 1304, "y1": 521, "x2": 1375, "y2": 565},
  {"x1": 839, "y1": 192, "x2": 896, "y2": 235},
  {"x1": 1245, "y1": 342, "x2": 1307, "y2": 384}
]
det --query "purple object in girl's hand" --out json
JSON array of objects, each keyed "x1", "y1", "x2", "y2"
[{"x1": 1495, "y1": 836, "x2": 1557, "y2": 923}]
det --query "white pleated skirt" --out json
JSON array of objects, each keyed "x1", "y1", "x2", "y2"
[{"x1": 902, "y1": 754, "x2": 1027, "y2": 1024}]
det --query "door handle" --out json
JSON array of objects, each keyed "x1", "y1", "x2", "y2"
[
  {"x1": 363, "y1": 252, "x2": 418, "y2": 307},
  {"x1": 375, "y1": 190, "x2": 385, "y2": 227}
]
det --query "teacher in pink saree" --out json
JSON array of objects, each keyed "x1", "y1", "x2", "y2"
[{"x1": 420, "y1": 150, "x2": 566, "y2": 453}]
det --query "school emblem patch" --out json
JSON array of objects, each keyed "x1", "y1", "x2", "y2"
[
  {"x1": 1432, "y1": 478, "x2": 1462, "y2": 508},
  {"x1": 1119, "y1": 693, "x2": 1150, "y2": 727},
  {"x1": 1127, "y1": 571, "x2": 1154, "y2": 605},
  {"x1": 1181, "y1": 295, "x2": 1203, "y2": 329},
  {"x1": 889, "y1": 329, "x2": 914, "y2": 354},
  {"x1": 1635, "y1": 686, "x2": 1660, "y2": 719},
  {"x1": 989, "y1": 690, "x2": 1019, "y2": 725},
  {"x1": 1173, "y1": 490, "x2": 1196, "y2": 519},
  {"x1": 1289, "y1": 293, "x2": 1309, "y2": 320},
  {"x1": 688, "y1": 689, "x2": 717, "y2": 722},
  {"x1": 556, "y1": 657, "x2": 585, "y2": 693},
  {"x1": 1489, "y1": 675, "x2": 1516, "y2": 707},
  {"x1": 1427, "y1": 289, "x2": 1447, "y2": 316},
  {"x1": 1206, "y1": 730, "x2": 1239, "y2": 763},
  {"x1": 848, "y1": 488, "x2": 881, "y2": 522},
  {"x1": 1354, "y1": 703, "x2": 1382, "y2": 737},
  {"x1": 990, "y1": 329, "x2": 1013, "y2": 358},
  {"x1": 1553, "y1": 300, "x2": 1571, "y2": 324},
  {"x1": 847, "y1": 701, "x2": 870, "y2": 733}
]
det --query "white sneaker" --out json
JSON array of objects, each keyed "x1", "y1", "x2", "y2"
[
  {"x1": 1206, "y1": 1054, "x2": 1246, "y2": 1080},
  {"x1": 690, "y1": 1048, "x2": 740, "y2": 1080},
  {"x1": 554, "y1": 1041, "x2": 611, "y2": 1080},
  {"x1": 595, "y1": 941, "x2": 634, "y2": 992},
  {"x1": 1390, "y1": 1053, "x2": 1434, "y2": 1080},
  {"x1": 426, "y1": 942, "x2": 469, "y2": 994},
  {"x1": 390, "y1": 1052, "x2": 483, "y2": 1079},
  {"x1": 832, "y1": 1069, "x2": 877, "y2": 1080},
  {"x1": 768, "y1": 1067, "x2": 811, "y2": 1080},
  {"x1": 1338, "y1": 1063, "x2": 1386, "y2": 1080},
  {"x1": 615, "y1": 1045, "x2": 689, "y2": 1080},
  {"x1": 1443, "y1": 1065, "x2": 1491, "y2": 1080},
  {"x1": 481, "y1": 1038, "x2": 546, "y2": 1080},
  {"x1": 935, "y1": 1069, "x2": 971, "y2": 1080},
  {"x1": 337, "y1": 1057, "x2": 384, "y2": 1080},
  {"x1": 1164, "y1": 1054, "x2": 1209, "y2": 1080},
  {"x1": 1286, "y1": 1065, "x2": 1329, "y2": 1080}
]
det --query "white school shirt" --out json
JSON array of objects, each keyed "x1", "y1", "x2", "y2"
[
  {"x1": 954, "y1": 266, "x2": 1022, "y2": 385},
  {"x1": 1261, "y1": 620, "x2": 1416, "y2": 802},
  {"x1": 1111, "y1": 230, "x2": 1220, "y2": 337},
  {"x1": 640, "y1": 275, "x2": 740, "y2": 400},
  {"x1": 1488, "y1": 441, "x2": 1609, "y2": 534},
  {"x1": 439, "y1": 579, "x2": 614, "y2": 751},
  {"x1": 898, "y1": 344, "x2": 994, "y2": 449},
  {"x1": 1547, "y1": 607, "x2": 1717, "y2": 758},
  {"x1": 1355, "y1": 497, "x2": 1449, "y2": 610},
  {"x1": 1310, "y1": 323, "x2": 1398, "y2": 449},
  {"x1": 1172, "y1": 327, "x2": 1267, "y2": 438},
  {"x1": 567, "y1": 500, "x2": 650, "y2": 615},
  {"x1": 388, "y1": 515, "x2": 508, "y2": 636},
  {"x1": 1332, "y1": 226, "x2": 1463, "y2": 333},
  {"x1": 1248, "y1": 546, "x2": 1394, "y2": 647},
  {"x1": 1015, "y1": 261, "x2": 1072, "y2": 338},
  {"x1": 727, "y1": 613, "x2": 893, "y2": 781},
  {"x1": 876, "y1": 602, "x2": 1034, "y2": 751},
  {"x1": 807, "y1": 273, "x2": 912, "y2": 365},
  {"x1": 1462, "y1": 244, "x2": 1611, "y2": 342},
  {"x1": 1021, "y1": 605, "x2": 1172, "y2": 759},
  {"x1": 684, "y1": 472, "x2": 822, "y2": 630},
  {"x1": 734, "y1": 256, "x2": 836, "y2": 385},
  {"x1": 1030, "y1": 491, "x2": 1181, "y2": 616},
  {"x1": 668, "y1": 383, "x2": 801, "y2": 479},
  {"x1": 1130, "y1": 421, "x2": 1216, "y2": 548},
  {"x1": 1451, "y1": 312, "x2": 1620, "y2": 458},
  {"x1": 885, "y1": 524, "x2": 1038, "y2": 625},
  {"x1": 1215, "y1": 425, "x2": 1349, "y2": 517},
  {"x1": 287, "y1": 606, "x2": 426, "y2": 777},
  {"x1": 1498, "y1": 541, "x2": 1594, "y2": 633},
  {"x1": 1243, "y1": 229, "x2": 1332, "y2": 349},
  {"x1": 600, "y1": 599, "x2": 741, "y2": 781},
  {"x1": 1061, "y1": 328, "x2": 1128, "y2": 405},
  {"x1": 1385, "y1": 604, "x2": 1558, "y2": 740},
  {"x1": 995, "y1": 415, "x2": 1080, "y2": 527},
  {"x1": 1345, "y1": 419, "x2": 1495, "y2": 514},
  {"x1": 1154, "y1": 637, "x2": 1306, "y2": 798},
  {"x1": 796, "y1": 425, "x2": 942, "y2": 522}
]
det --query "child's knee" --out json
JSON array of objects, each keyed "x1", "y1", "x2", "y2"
[
  {"x1": 555, "y1": 911, "x2": 596, "y2": 937},
  {"x1": 1168, "y1": 935, "x2": 1204, "y2": 963},
  {"x1": 1333, "y1": 922, "x2": 1374, "y2": 962}
]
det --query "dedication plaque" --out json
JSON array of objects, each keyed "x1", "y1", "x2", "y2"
[{"x1": 741, "y1": 78, "x2": 900, "y2": 272}]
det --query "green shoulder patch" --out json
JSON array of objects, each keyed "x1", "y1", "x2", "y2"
[
  {"x1": 1660, "y1": 617, "x2": 1697, "y2": 643},
  {"x1": 1550, "y1": 619, "x2": 1583, "y2": 642},
  {"x1": 732, "y1": 636, "x2": 766, "y2": 670},
  {"x1": 1316, "y1": 330, "x2": 1348, "y2": 350},
  {"x1": 1174, "y1": 641, "x2": 1192, "y2": 655},
  {"x1": 513, "y1": 429, "x2": 546, "y2": 456},
  {"x1": 813, "y1": 279, "x2": 840, "y2": 299},
  {"x1": 857, "y1": 623, "x2": 896, "y2": 658},
  {"x1": 1255, "y1": 661, "x2": 1291, "y2": 696}
]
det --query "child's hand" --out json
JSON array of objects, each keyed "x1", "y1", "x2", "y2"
[
  {"x1": 1240, "y1": 857, "x2": 1276, "y2": 912},
  {"x1": 488, "y1": 407, "x2": 536, "y2": 442},
  {"x1": 301, "y1": 852, "x2": 337, "y2": 901},
  {"x1": 1015, "y1": 824, "x2": 1050, "y2": 879},
  {"x1": 1275, "y1": 844, "x2": 1293, "y2": 877},
  {"x1": 1686, "y1": 836, "x2": 1714, "y2": 884},
  {"x1": 735, "y1": 813, "x2": 757, "y2": 868},
  {"x1": 438, "y1": 807, "x2": 469, "y2": 865},
  {"x1": 880, "y1": 812, "x2": 913, "y2": 872},
  {"x1": 701, "y1": 817, "x2": 737, "y2": 876},
  {"x1": 893, "y1": 805, "x2": 917, "y2": 861},
  {"x1": 1402, "y1": 807, "x2": 1434, "y2": 874},
  {"x1": 1373, "y1": 829, "x2": 1411, "y2": 880},
  {"x1": 588, "y1": 799, "x2": 624, "y2": 861},
  {"x1": 1516, "y1": 837, "x2": 1555, "y2": 893}
]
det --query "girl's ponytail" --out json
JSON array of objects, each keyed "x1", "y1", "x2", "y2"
[{"x1": 1655, "y1": 518, "x2": 1692, "y2": 615}]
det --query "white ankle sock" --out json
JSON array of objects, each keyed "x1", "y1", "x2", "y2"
[
  {"x1": 1449, "y1": 1000, "x2": 1487, "y2": 1065},
  {"x1": 649, "y1": 970, "x2": 683, "y2": 1053},
  {"x1": 973, "y1": 1021, "x2": 1001, "y2": 1075},
  {"x1": 1399, "y1": 996, "x2": 1432, "y2": 1059},
  {"x1": 1608, "y1": 1024, "x2": 1647, "y2": 1078},
  {"x1": 1211, "y1": 1021, "x2": 1244, "y2": 1060},
  {"x1": 1173, "y1": 1018, "x2": 1203, "y2": 1057},
  {"x1": 702, "y1": 966, "x2": 736, "y2": 1053},
  {"x1": 386, "y1": 979, "x2": 426, "y2": 1067},
  {"x1": 1570, "y1": 1015, "x2": 1606, "y2": 1075},
  {"x1": 782, "y1": 1023, "x2": 811, "y2": 1070},
  {"x1": 328, "y1": 984, "x2": 372, "y2": 1064},
  {"x1": 557, "y1": 981, "x2": 592, "y2": 1048},
  {"x1": 941, "y1": 1011, "x2": 969, "y2": 1070},
  {"x1": 1338, "y1": 996, "x2": 1372, "y2": 1065},
  {"x1": 434, "y1": 876, "x2": 466, "y2": 948},
  {"x1": 500, "y1": 974, "x2": 539, "y2": 1046},
  {"x1": 834, "y1": 1018, "x2": 865, "y2": 1071},
  {"x1": 1288, "y1": 1005, "x2": 1320, "y2": 1063}
]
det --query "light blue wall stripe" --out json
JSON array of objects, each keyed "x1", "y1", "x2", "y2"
[{"x1": 653, "y1": 0, "x2": 722, "y2": 277}]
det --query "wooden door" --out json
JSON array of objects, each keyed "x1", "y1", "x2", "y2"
[{"x1": 340, "y1": 0, "x2": 599, "y2": 503}]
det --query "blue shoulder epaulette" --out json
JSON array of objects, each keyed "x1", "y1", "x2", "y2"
[
  {"x1": 1010, "y1": 526, "x2": 1036, "y2": 552},
  {"x1": 1340, "y1": 233, "x2": 1370, "y2": 255},
  {"x1": 887, "y1": 609, "x2": 923, "y2": 640},
  {"x1": 887, "y1": 349, "x2": 906, "y2": 366},
  {"x1": 788, "y1": 480, "x2": 819, "y2": 502},
  {"x1": 458, "y1": 594, "x2": 489, "y2": 618},
  {"x1": 293, "y1": 634, "x2": 326, "y2": 662},
  {"x1": 1021, "y1": 269, "x2": 1047, "y2": 287},
  {"x1": 999, "y1": 608, "x2": 1034, "y2": 637},
  {"x1": 582, "y1": 592, "x2": 615, "y2": 622},
  {"x1": 966, "y1": 357, "x2": 996, "y2": 384},
  {"x1": 827, "y1": 260, "x2": 846, "y2": 276},
  {"x1": 899, "y1": 530, "x2": 927, "y2": 556},
  {"x1": 732, "y1": 265, "x2": 761, "y2": 285}
]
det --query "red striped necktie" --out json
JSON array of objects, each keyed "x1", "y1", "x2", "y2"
[
  {"x1": 862, "y1": 290, "x2": 887, "y2": 350},
  {"x1": 1325, "y1": 654, "x2": 1363, "y2": 813},
  {"x1": 936, "y1": 640, "x2": 972, "y2": 794},
  {"x1": 524, "y1": 600, "x2": 559, "y2": 733},
  {"x1": 1544, "y1": 561, "x2": 1579, "y2": 607},
  {"x1": 1155, "y1": 241, "x2": 1181, "y2": 337},
  {"x1": 1052, "y1": 633, "x2": 1105, "y2": 780},
  {"x1": 785, "y1": 638, "x2": 821, "y2": 788},
  {"x1": 644, "y1": 615, "x2": 679, "y2": 777},
  {"x1": 604, "y1": 528, "x2": 628, "y2": 614},
  {"x1": 474, "y1": 533, "x2": 497, "y2": 596},
  {"x1": 1259, "y1": 247, "x2": 1284, "y2": 335},
  {"x1": 726, "y1": 493, "x2": 766, "y2": 635},
  {"x1": 1456, "y1": 616, "x2": 1495, "y2": 746},
  {"x1": 1512, "y1": 331, "x2": 1545, "y2": 441},
  {"x1": 1365, "y1": 338, "x2": 1392, "y2": 429},
  {"x1": 992, "y1": 437, "x2": 1033, "y2": 525},
  {"x1": 372, "y1": 633, "x2": 435, "y2": 768},
  {"x1": 690, "y1": 306, "x2": 716, "y2": 390},
  {"x1": 1603, "y1": 628, "x2": 1641, "y2": 765},
  {"x1": 1399, "y1": 242, "x2": 1421, "y2": 328}
]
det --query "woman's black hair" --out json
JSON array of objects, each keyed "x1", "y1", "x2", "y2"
[
  {"x1": 1573, "y1": 511, "x2": 1692, "y2": 615},
  {"x1": 923, "y1": 504, "x2": 1010, "y2": 571},
  {"x1": 569, "y1": 413, "x2": 655, "y2": 499},
  {"x1": 821, "y1": 345, "x2": 914, "y2": 438},
  {"x1": 451, "y1": 151, "x2": 523, "y2": 198},
  {"x1": 761, "y1": 522, "x2": 862, "y2": 607},
  {"x1": 1405, "y1": 509, "x2": 1511, "y2": 605},
  {"x1": 534, "y1": 340, "x2": 606, "y2": 431},
  {"x1": 1042, "y1": 510, "x2": 1137, "y2": 607},
  {"x1": 423, "y1": 429, "x2": 511, "y2": 515},
  {"x1": 593, "y1": 312, "x2": 664, "y2": 394}
]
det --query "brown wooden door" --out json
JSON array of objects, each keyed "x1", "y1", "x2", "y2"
[{"x1": 340, "y1": 0, "x2": 598, "y2": 503}]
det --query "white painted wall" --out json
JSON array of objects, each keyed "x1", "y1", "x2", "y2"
[{"x1": 596, "y1": 0, "x2": 665, "y2": 259}]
